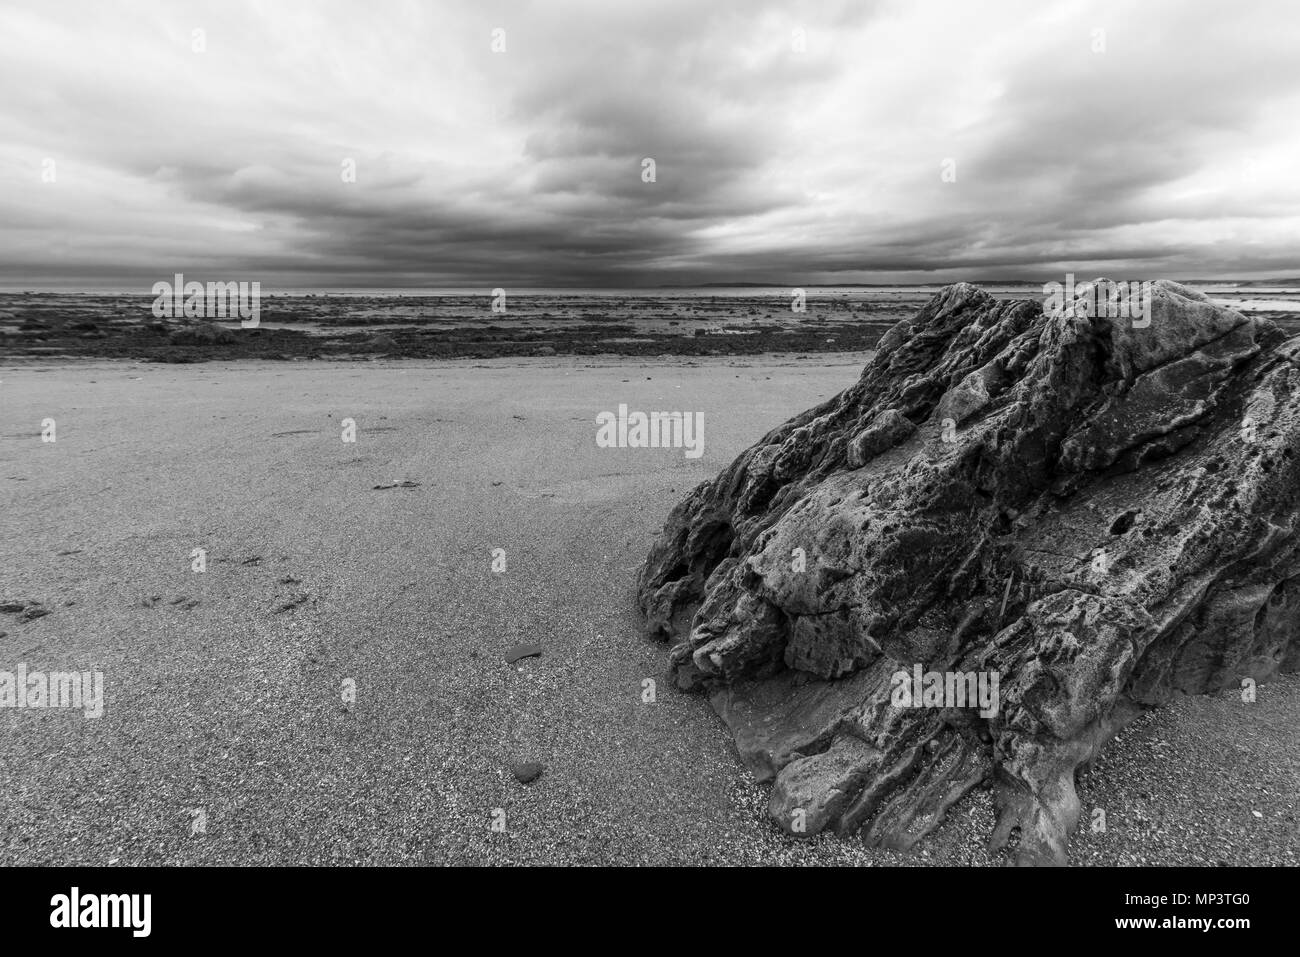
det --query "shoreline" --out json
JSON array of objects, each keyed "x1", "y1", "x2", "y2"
[{"x1": 5, "y1": 289, "x2": 1297, "y2": 365}]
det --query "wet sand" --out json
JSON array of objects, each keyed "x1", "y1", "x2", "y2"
[{"x1": 1, "y1": 356, "x2": 1295, "y2": 865}]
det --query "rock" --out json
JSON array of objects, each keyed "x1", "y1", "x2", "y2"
[
  {"x1": 369, "y1": 334, "x2": 399, "y2": 351},
  {"x1": 847, "y1": 409, "x2": 917, "y2": 466},
  {"x1": 168, "y1": 322, "x2": 237, "y2": 346},
  {"x1": 535, "y1": 345, "x2": 556, "y2": 356},
  {"x1": 511, "y1": 761, "x2": 544, "y2": 784},
  {"x1": 505, "y1": 644, "x2": 543, "y2": 664},
  {"x1": 639, "y1": 281, "x2": 1300, "y2": 865}
]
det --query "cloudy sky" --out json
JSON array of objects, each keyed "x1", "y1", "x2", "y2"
[{"x1": 2, "y1": 0, "x2": 1298, "y2": 289}]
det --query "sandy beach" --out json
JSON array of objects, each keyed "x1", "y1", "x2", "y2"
[{"x1": 1, "y1": 355, "x2": 1296, "y2": 866}]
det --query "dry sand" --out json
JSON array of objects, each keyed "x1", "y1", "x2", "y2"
[{"x1": 1, "y1": 355, "x2": 1295, "y2": 865}]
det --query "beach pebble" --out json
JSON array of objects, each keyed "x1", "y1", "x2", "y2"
[
  {"x1": 511, "y1": 762, "x2": 544, "y2": 784},
  {"x1": 505, "y1": 644, "x2": 543, "y2": 664}
]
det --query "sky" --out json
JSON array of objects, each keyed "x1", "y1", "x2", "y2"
[{"x1": 2, "y1": 0, "x2": 1299, "y2": 289}]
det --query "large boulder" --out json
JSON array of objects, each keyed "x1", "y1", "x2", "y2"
[{"x1": 638, "y1": 281, "x2": 1300, "y2": 865}]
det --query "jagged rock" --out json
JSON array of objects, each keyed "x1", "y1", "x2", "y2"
[{"x1": 639, "y1": 280, "x2": 1300, "y2": 865}]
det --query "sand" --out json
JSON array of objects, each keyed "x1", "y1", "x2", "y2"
[{"x1": 1, "y1": 355, "x2": 1295, "y2": 865}]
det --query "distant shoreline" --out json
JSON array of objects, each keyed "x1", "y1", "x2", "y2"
[{"x1": 3, "y1": 287, "x2": 1297, "y2": 364}]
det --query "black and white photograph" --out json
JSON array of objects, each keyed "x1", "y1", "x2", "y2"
[{"x1": 0, "y1": 0, "x2": 1295, "y2": 934}]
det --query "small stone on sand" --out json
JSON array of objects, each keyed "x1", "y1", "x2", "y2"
[
  {"x1": 505, "y1": 644, "x2": 543, "y2": 664},
  {"x1": 511, "y1": 762, "x2": 544, "y2": 784}
]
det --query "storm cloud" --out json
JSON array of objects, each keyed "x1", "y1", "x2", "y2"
[{"x1": 2, "y1": 0, "x2": 1298, "y2": 288}]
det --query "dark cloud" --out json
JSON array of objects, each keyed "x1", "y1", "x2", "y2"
[{"x1": 1, "y1": 0, "x2": 1298, "y2": 288}]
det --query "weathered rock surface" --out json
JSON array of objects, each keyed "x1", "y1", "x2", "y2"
[{"x1": 639, "y1": 281, "x2": 1300, "y2": 864}]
